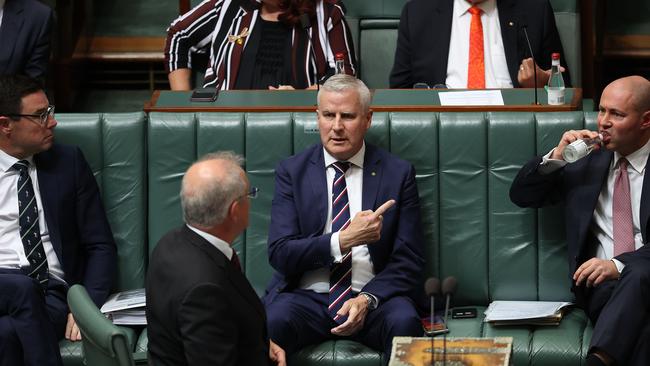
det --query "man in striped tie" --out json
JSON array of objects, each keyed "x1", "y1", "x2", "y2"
[
  {"x1": 510, "y1": 76, "x2": 650, "y2": 366},
  {"x1": 0, "y1": 75, "x2": 116, "y2": 366},
  {"x1": 264, "y1": 74, "x2": 426, "y2": 363}
]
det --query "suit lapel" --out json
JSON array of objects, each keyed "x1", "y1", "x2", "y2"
[
  {"x1": 496, "y1": 0, "x2": 520, "y2": 86},
  {"x1": 308, "y1": 146, "x2": 328, "y2": 229},
  {"x1": 33, "y1": 153, "x2": 64, "y2": 263},
  {"x1": 641, "y1": 154, "x2": 650, "y2": 244},
  {"x1": 362, "y1": 144, "x2": 382, "y2": 211},
  {"x1": 182, "y1": 227, "x2": 266, "y2": 318},
  {"x1": 431, "y1": 0, "x2": 453, "y2": 84},
  {"x1": 0, "y1": 0, "x2": 24, "y2": 73},
  {"x1": 576, "y1": 150, "x2": 613, "y2": 253},
  {"x1": 226, "y1": 8, "x2": 257, "y2": 89}
]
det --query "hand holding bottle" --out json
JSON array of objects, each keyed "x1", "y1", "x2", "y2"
[{"x1": 551, "y1": 130, "x2": 602, "y2": 162}]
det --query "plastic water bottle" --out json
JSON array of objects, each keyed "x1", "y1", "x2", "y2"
[
  {"x1": 335, "y1": 53, "x2": 345, "y2": 75},
  {"x1": 547, "y1": 53, "x2": 565, "y2": 105},
  {"x1": 562, "y1": 135, "x2": 602, "y2": 163}
]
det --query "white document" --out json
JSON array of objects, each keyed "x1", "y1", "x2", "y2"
[
  {"x1": 438, "y1": 90, "x2": 505, "y2": 106},
  {"x1": 484, "y1": 301, "x2": 572, "y2": 322},
  {"x1": 108, "y1": 309, "x2": 147, "y2": 325},
  {"x1": 100, "y1": 288, "x2": 146, "y2": 313}
]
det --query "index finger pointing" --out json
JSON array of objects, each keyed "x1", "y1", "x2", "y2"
[{"x1": 374, "y1": 199, "x2": 396, "y2": 217}]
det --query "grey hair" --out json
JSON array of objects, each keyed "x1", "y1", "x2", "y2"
[
  {"x1": 317, "y1": 74, "x2": 371, "y2": 113},
  {"x1": 180, "y1": 151, "x2": 246, "y2": 228}
]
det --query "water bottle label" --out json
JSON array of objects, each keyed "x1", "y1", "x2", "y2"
[{"x1": 548, "y1": 89, "x2": 565, "y2": 105}]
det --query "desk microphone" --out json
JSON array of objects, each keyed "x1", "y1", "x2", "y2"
[
  {"x1": 521, "y1": 24, "x2": 539, "y2": 105},
  {"x1": 441, "y1": 277, "x2": 458, "y2": 366},
  {"x1": 425, "y1": 277, "x2": 441, "y2": 366},
  {"x1": 299, "y1": 14, "x2": 321, "y2": 90}
]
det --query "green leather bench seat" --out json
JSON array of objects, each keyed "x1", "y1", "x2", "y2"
[{"x1": 57, "y1": 110, "x2": 598, "y2": 365}]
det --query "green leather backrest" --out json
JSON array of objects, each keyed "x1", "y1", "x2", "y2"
[
  {"x1": 147, "y1": 111, "x2": 599, "y2": 304},
  {"x1": 344, "y1": 0, "x2": 580, "y2": 88},
  {"x1": 54, "y1": 113, "x2": 147, "y2": 291}
]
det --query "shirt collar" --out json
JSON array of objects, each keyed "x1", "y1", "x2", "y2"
[
  {"x1": 0, "y1": 149, "x2": 34, "y2": 174},
  {"x1": 323, "y1": 142, "x2": 366, "y2": 169},
  {"x1": 614, "y1": 137, "x2": 650, "y2": 174},
  {"x1": 186, "y1": 224, "x2": 234, "y2": 260},
  {"x1": 455, "y1": 0, "x2": 496, "y2": 17}
]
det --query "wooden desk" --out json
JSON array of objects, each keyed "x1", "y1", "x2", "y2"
[{"x1": 144, "y1": 88, "x2": 583, "y2": 113}]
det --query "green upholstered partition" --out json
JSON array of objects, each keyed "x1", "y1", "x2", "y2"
[{"x1": 54, "y1": 113, "x2": 147, "y2": 366}]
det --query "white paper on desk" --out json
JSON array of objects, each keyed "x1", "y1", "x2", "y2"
[
  {"x1": 438, "y1": 90, "x2": 504, "y2": 106},
  {"x1": 100, "y1": 288, "x2": 146, "y2": 313},
  {"x1": 484, "y1": 301, "x2": 573, "y2": 322}
]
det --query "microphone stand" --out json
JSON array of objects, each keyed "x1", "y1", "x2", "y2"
[{"x1": 522, "y1": 25, "x2": 539, "y2": 105}]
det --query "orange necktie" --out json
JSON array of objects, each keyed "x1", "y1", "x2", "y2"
[{"x1": 467, "y1": 6, "x2": 485, "y2": 89}]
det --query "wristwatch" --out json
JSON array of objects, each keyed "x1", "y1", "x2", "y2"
[{"x1": 360, "y1": 292, "x2": 378, "y2": 310}]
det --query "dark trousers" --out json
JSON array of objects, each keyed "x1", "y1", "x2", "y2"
[
  {"x1": 264, "y1": 289, "x2": 422, "y2": 365},
  {"x1": 0, "y1": 269, "x2": 68, "y2": 366},
  {"x1": 579, "y1": 258, "x2": 650, "y2": 366}
]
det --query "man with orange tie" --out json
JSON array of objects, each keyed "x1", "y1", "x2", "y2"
[
  {"x1": 510, "y1": 76, "x2": 650, "y2": 365},
  {"x1": 390, "y1": 0, "x2": 571, "y2": 89}
]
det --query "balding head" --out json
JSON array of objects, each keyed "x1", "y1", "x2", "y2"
[
  {"x1": 604, "y1": 76, "x2": 650, "y2": 113},
  {"x1": 181, "y1": 152, "x2": 247, "y2": 229}
]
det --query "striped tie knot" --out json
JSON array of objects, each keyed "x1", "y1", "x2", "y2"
[
  {"x1": 12, "y1": 160, "x2": 30, "y2": 174},
  {"x1": 332, "y1": 161, "x2": 350, "y2": 174}
]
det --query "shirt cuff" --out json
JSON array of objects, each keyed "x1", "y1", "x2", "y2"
[
  {"x1": 330, "y1": 231, "x2": 343, "y2": 262},
  {"x1": 612, "y1": 258, "x2": 625, "y2": 273},
  {"x1": 538, "y1": 148, "x2": 568, "y2": 175}
]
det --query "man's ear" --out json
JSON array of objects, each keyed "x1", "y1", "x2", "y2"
[
  {"x1": 0, "y1": 116, "x2": 13, "y2": 135},
  {"x1": 641, "y1": 110, "x2": 650, "y2": 130}
]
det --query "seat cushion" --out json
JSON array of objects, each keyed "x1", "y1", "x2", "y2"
[{"x1": 289, "y1": 340, "x2": 382, "y2": 366}]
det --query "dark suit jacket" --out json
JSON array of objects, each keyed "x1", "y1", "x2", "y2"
[
  {"x1": 509, "y1": 150, "x2": 650, "y2": 283},
  {"x1": 264, "y1": 143, "x2": 426, "y2": 307},
  {"x1": 0, "y1": 0, "x2": 53, "y2": 78},
  {"x1": 34, "y1": 143, "x2": 116, "y2": 306},
  {"x1": 389, "y1": 0, "x2": 571, "y2": 89},
  {"x1": 146, "y1": 226, "x2": 271, "y2": 366}
]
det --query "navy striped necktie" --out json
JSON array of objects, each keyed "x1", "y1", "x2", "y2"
[
  {"x1": 13, "y1": 160, "x2": 49, "y2": 290},
  {"x1": 328, "y1": 161, "x2": 352, "y2": 324}
]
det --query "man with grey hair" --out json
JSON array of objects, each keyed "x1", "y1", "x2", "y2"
[
  {"x1": 264, "y1": 74, "x2": 426, "y2": 362},
  {"x1": 146, "y1": 152, "x2": 286, "y2": 366}
]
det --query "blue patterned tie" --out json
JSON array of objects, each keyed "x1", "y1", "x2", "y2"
[
  {"x1": 328, "y1": 161, "x2": 352, "y2": 324},
  {"x1": 13, "y1": 160, "x2": 48, "y2": 290}
]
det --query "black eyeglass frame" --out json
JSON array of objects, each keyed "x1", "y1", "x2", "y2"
[{"x1": 4, "y1": 105, "x2": 55, "y2": 126}]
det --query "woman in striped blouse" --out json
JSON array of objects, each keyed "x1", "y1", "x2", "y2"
[{"x1": 165, "y1": 0, "x2": 357, "y2": 90}]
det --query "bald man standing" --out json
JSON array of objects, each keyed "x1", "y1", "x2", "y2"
[
  {"x1": 510, "y1": 76, "x2": 650, "y2": 366},
  {"x1": 146, "y1": 152, "x2": 285, "y2": 366}
]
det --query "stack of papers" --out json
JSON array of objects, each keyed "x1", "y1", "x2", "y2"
[
  {"x1": 100, "y1": 288, "x2": 147, "y2": 325},
  {"x1": 484, "y1": 301, "x2": 573, "y2": 326}
]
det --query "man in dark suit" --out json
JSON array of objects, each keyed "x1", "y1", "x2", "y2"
[
  {"x1": 390, "y1": 0, "x2": 571, "y2": 89},
  {"x1": 0, "y1": 0, "x2": 53, "y2": 79},
  {"x1": 510, "y1": 76, "x2": 650, "y2": 366},
  {"x1": 146, "y1": 152, "x2": 286, "y2": 366},
  {"x1": 263, "y1": 74, "x2": 426, "y2": 362},
  {"x1": 0, "y1": 74, "x2": 116, "y2": 366}
]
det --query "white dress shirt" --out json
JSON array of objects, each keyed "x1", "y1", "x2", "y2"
[
  {"x1": 0, "y1": 149, "x2": 64, "y2": 280},
  {"x1": 0, "y1": 2, "x2": 4, "y2": 29},
  {"x1": 186, "y1": 224, "x2": 235, "y2": 260},
  {"x1": 446, "y1": 0, "x2": 513, "y2": 89},
  {"x1": 539, "y1": 138, "x2": 650, "y2": 272},
  {"x1": 299, "y1": 143, "x2": 376, "y2": 293}
]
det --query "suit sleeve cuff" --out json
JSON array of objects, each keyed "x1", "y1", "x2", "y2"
[{"x1": 330, "y1": 232, "x2": 343, "y2": 261}]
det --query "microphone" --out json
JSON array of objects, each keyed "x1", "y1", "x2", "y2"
[
  {"x1": 299, "y1": 13, "x2": 321, "y2": 89},
  {"x1": 441, "y1": 277, "x2": 458, "y2": 366},
  {"x1": 521, "y1": 24, "x2": 539, "y2": 105},
  {"x1": 424, "y1": 277, "x2": 441, "y2": 366}
]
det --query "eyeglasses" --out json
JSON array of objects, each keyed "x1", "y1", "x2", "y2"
[
  {"x1": 238, "y1": 187, "x2": 259, "y2": 200},
  {"x1": 6, "y1": 105, "x2": 55, "y2": 126}
]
